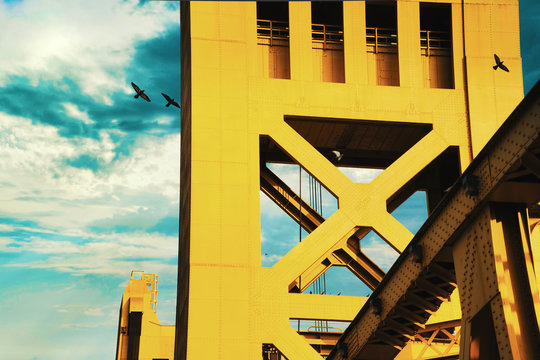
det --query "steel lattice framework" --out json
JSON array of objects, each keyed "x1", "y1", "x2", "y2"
[{"x1": 174, "y1": 1, "x2": 537, "y2": 360}]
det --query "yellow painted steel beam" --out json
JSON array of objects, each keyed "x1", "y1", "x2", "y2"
[
  {"x1": 486, "y1": 203, "x2": 540, "y2": 358},
  {"x1": 396, "y1": 326, "x2": 461, "y2": 360},
  {"x1": 327, "y1": 80, "x2": 540, "y2": 359},
  {"x1": 288, "y1": 293, "x2": 367, "y2": 321},
  {"x1": 334, "y1": 245, "x2": 386, "y2": 290},
  {"x1": 261, "y1": 165, "x2": 385, "y2": 291},
  {"x1": 260, "y1": 165, "x2": 324, "y2": 233},
  {"x1": 177, "y1": 1, "x2": 525, "y2": 359}
]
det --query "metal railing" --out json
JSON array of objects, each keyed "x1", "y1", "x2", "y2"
[
  {"x1": 420, "y1": 30, "x2": 451, "y2": 55},
  {"x1": 131, "y1": 270, "x2": 159, "y2": 314},
  {"x1": 312, "y1": 23, "x2": 344, "y2": 49},
  {"x1": 366, "y1": 27, "x2": 398, "y2": 53},
  {"x1": 257, "y1": 19, "x2": 289, "y2": 46},
  {"x1": 307, "y1": 325, "x2": 344, "y2": 333}
]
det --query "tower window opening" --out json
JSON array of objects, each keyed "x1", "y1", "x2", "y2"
[
  {"x1": 257, "y1": 1, "x2": 290, "y2": 79},
  {"x1": 366, "y1": 1, "x2": 399, "y2": 86},
  {"x1": 311, "y1": 1, "x2": 345, "y2": 83},
  {"x1": 420, "y1": 3, "x2": 454, "y2": 89}
]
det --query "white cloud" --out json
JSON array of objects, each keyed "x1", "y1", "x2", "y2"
[
  {"x1": 338, "y1": 167, "x2": 383, "y2": 183},
  {"x1": 0, "y1": 0, "x2": 179, "y2": 104},
  {"x1": 60, "y1": 323, "x2": 100, "y2": 329},
  {"x1": 262, "y1": 163, "x2": 338, "y2": 218},
  {"x1": 84, "y1": 307, "x2": 105, "y2": 317},
  {"x1": 1, "y1": 237, "x2": 81, "y2": 254},
  {"x1": 260, "y1": 191, "x2": 288, "y2": 218},
  {"x1": 61, "y1": 103, "x2": 94, "y2": 125},
  {"x1": 361, "y1": 234, "x2": 399, "y2": 271},
  {"x1": 2, "y1": 231, "x2": 178, "y2": 276},
  {"x1": 0, "y1": 112, "x2": 180, "y2": 231},
  {"x1": 0, "y1": 112, "x2": 180, "y2": 278},
  {"x1": 261, "y1": 253, "x2": 283, "y2": 266},
  {"x1": 155, "y1": 116, "x2": 173, "y2": 125},
  {"x1": 267, "y1": 163, "x2": 300, "y2": 192}
]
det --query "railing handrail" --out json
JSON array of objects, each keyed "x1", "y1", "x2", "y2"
[
  {"x1": 257, "y1": 19, "x2": 288, "y2": 27},
  {"x1": 130, "y1": 271, "x2": 159, "y2": 314},
  {"x1": 420, "y1": 29, "x2": 450, "y2": 35},
  {"x1": 312, "y1": 23, "x2": 343, "y2": 30},
  {"x1": 306, "y1": 325, "x2": 344, "y2": 333},
  {"x1": 366, "y1": 26, "x2": 398, "y2": 53},
  {"x1": 420, "y1": 29, "x2": 451, "y2": 51},
  {"x1": 257, "y1": 18, "x2": 289, "y2": 45},
  {"x1": 366, "y1": 26, "x2": 397, "y2": 32},
  {"x1": 311, "y1": 23, "x2": 344, "y2": 49}
]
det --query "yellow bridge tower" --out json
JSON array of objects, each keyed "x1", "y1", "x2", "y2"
[{"x1": 170, "y1": 1, "x2": 538, "y2": 359}]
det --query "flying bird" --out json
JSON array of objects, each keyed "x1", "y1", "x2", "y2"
[
  {"x1": 161, "y1": 93, "x2": 180, "y2": 108},
  {"x1": 493, "y1": 54, "x2": 509, "y2": 72},
  {"x1": 131, "y1": 82, "x2": 151, "y2": 102},
  {"x1": 331, "y1": 150, "x2": 343, "y2": 163}
]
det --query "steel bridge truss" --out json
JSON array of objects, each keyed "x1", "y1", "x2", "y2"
[{"x1": 327, "y1": 81, "x2": 540, "y2": 360}]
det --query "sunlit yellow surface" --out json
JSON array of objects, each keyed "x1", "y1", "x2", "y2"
[
  {"x1": 178, "y1": 1, "x2": 524, "y2": 359},
  {"x1": 116, "y1": 272, "x2": 174, "y2": 360}
]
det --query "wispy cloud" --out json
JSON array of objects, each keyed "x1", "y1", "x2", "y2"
[
  {"x1": 0, "y1": 112, "x2": 179, "y2": 231},
  {"x1": 361, "y1": 233, "x2": 399, "y2": 272},
  {"x1": 338, "y1": 167, "x2": 382, "y2": 183},
  {"x1": 261, "y1": 253, "x2": 283, "y2": 266},
  {"x1": 61, "y1": 103, "x2": 95, "y2": 125},
  {"x1": 1, "y1": 229, "x2": 178, "y2": 276},
  {"x1": 84, "y1": 307, "x2": 106, "y2": 317}
]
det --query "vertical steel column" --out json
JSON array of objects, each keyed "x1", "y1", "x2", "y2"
[{"x1": 453, "y1": 203, "x2": 540, "y2": 359}]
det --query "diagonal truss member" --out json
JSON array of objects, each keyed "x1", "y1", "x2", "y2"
[
  {"x1": 327, "y1": 80, "x2": 540, "y2": 360},
  {"x1": 261, "y1": 166, "x2": 385, "y2": 290}
]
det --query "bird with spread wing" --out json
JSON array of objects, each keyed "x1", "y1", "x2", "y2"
[
  {"x1": 161, "y1": 93, "x2": 180, "y2": 108},
  {"x1": 493, "y1": 54, "x2": 509, "y2": 72},
  {"x1": 131, "y1": 82, "x2": 151, "y2": 102}
]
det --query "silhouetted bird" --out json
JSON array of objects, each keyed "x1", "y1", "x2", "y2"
[
  {"x1": 131, "y1": 82, "x2": 151, "y2": 102},
  {"x1": 161, "y1": 93, "x2": 180, "y2": 108},
  {"x1": 493, "y1": 54, "x2": 509, "y2": 72}
]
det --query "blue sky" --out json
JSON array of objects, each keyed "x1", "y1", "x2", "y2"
[
  {"x1": 0, "y1": 1, "x2": 180, "y2": 359},
  {"x1": 0, "y1": 0, "x2": 538, "y2": 359}
]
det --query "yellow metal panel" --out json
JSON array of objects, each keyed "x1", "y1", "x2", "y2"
[
  {"x1": 289, "y1": 2, "x2": 313, "y2": 82},
  {"x1": 425, "y1": 292, "x2": 462, "y2": 325},
  {"x1": 397, "y1": 1, "x2": 421, "y2": 89},
  {"x1": 190, "y1": 184, "x2": 221, "y2": 226},
  {"x1": 191, "y1": 127, "x2": 221, "y2": 162},
  {"x1": 288, "y1": 293, "x2": 367, "y2": 321},
  {"x1": 222, "y1": 298, "x2": 251, "y2": 338},
  {"x1": 177, "y1": 1, "x2": 526, "y2": 359},
  {"x1": 343, "y1": 1, "x2": 367, "y2": 85},
  {"x1": 489, "y1": 204, "x2": 540, "y2": 359},
  {"x1": 130, "y1": 297, "x2": 143, "y2": 313},
  {"x1": 221, "y1": 131, "x2": 249, "y2": 163}
]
